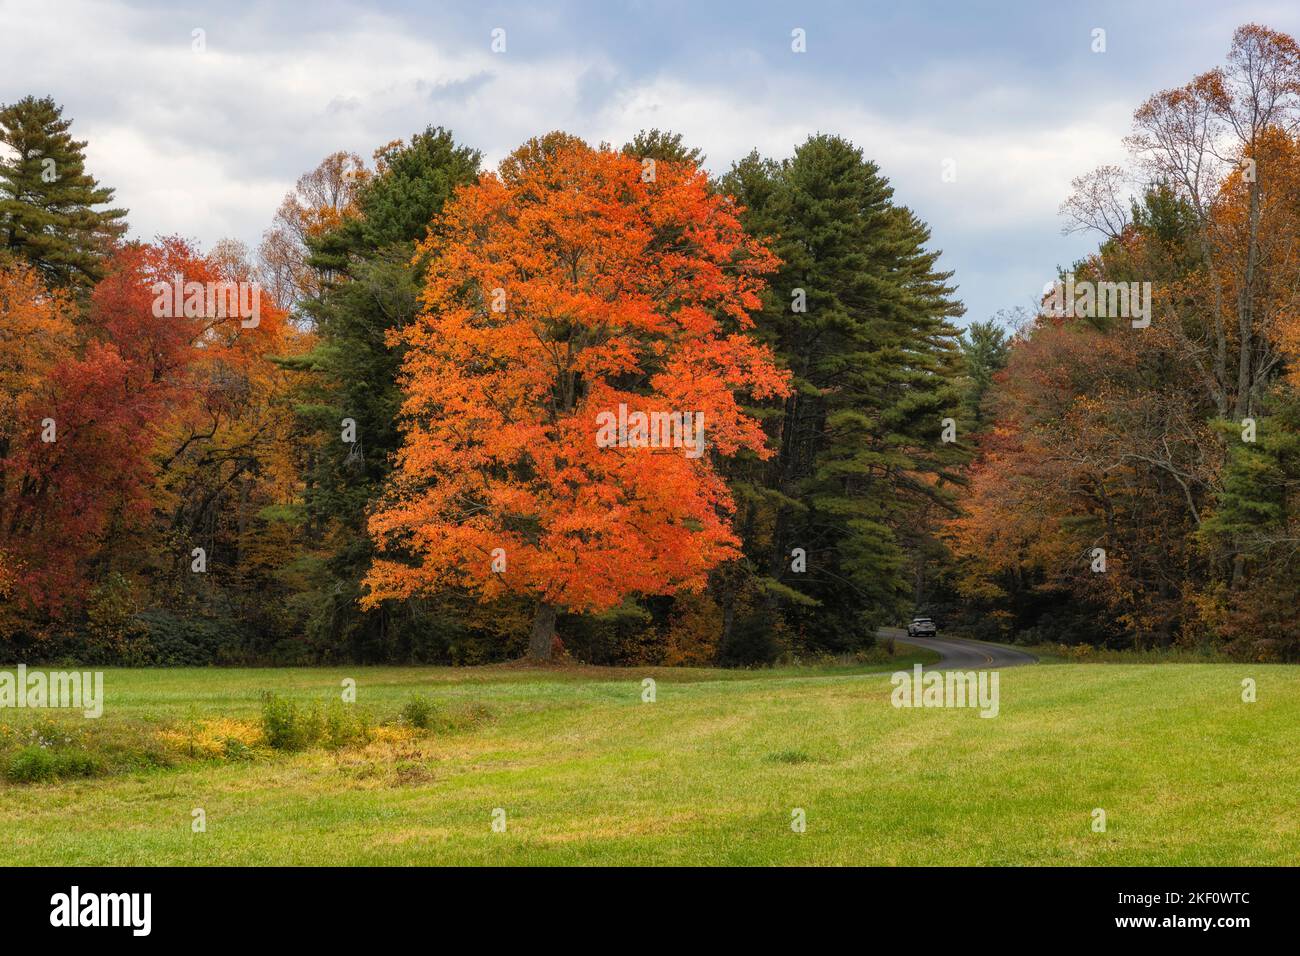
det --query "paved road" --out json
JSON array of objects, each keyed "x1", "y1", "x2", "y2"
[{"x1": 880, "y1": 627, "x2": 1038, "y2": 671}]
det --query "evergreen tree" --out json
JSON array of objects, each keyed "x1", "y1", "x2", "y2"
[
  {"x1": 0, "y1": 96, "x2": 127, "y2": 291},
  {"x1": 719, "y1": 134, "x2": 967, "y2": 655},
  {"x1": 959, "y1": 316, "x2": 1011, "y2": 426},
  {"x1": 622, "y1": 128, "x2": 705, "y2": 167},
  {"x1": 1199, "y1": 394, "x2": 1300, "y2": 576},
  {"x1": 279, "y1": 127, "x2": 480, "y2": 661}
]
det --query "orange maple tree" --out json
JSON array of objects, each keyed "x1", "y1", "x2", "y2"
[{"x1": 362, "y1": 133, "x2": 789, "y2": 659}]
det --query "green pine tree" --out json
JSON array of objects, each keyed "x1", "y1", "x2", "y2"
[
  {"x1": 622, "y1": 128, "x2": 705, "y2": 167},
  {"x1": 719, "y1": 134, "x2": 968, "y2": 655},
  {"x1": 1200, "y1": 396, "x2": 1300, "y2": 573},
  {"x1": 277, "y1": 127, "x2": 480, "y2": 661},
  {"x1": 0, "y1": 96, "x2": 127, "y2": 291},
  {"x1": 959, "y1": 316, "x2": 1011, "y2": 426}
]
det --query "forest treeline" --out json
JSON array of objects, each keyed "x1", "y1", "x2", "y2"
[{"x1": 2, "y1": 23, "x2": 1298, "y2": 665}]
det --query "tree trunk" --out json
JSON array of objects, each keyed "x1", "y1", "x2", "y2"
[
  {"x1": 527, "y1": 601, "x2": 557, "y2": 661},
  {"x1": 1231, "y1": 553, "x2": 1247, "y2": 589},
  {"x1": 1235, "y1": 176, "x2": 1261, "y2": 421},
  {"x1": 715, "y1": 564, "x2": 739, "y2": 666}
]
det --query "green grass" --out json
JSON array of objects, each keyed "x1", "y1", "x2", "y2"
[{"x1": 0, "y1": 651, "x2": 1294, "y2": 865}]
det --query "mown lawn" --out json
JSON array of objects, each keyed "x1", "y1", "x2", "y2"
[{"x1": 0, "y1": 652, "x2": 1294, "y2": 865}]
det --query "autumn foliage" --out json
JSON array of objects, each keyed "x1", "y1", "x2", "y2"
[
  {"x1": 12, "y1": 30, "x2": 1300, "y2": 667},
  {"x1": 0, "y1": 238, "x2": 292, "y2": 637},
  {"x1": 361, "y1": 135, "x2": 788, "y2": 657},
  {"x1": 948, "y1": 24, "x2": 1300, "y2": 659}
]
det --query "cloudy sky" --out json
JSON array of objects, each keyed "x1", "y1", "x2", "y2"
[{"x1": 4, "y1": 0, "x2": 1299, "y2": 324}]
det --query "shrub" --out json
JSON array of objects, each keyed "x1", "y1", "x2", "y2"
[
  {"x1": 217, "y1": 737, "x2": 253, "y2": 760},
  {"x1": 660, "y1": 594, "x2": 723, "y2": 666},
  {"x1": 300, "y1": 704, "x2": 325, "y2": 747},
  {"x1": 50, "y1": 748, "x2": 103, "y2": 778},
  {"x1": 261, "y1": 694, "x2": 372, "y2": 751},
  {"x1": 261, "y1": 694, "x2": 314, "y2": 751},
  {"x1": 719, "y1": 609, "x2": 786, "y2": 666},
  {"x1": 559, "y1": 601, "x2": 657, "y2": 665},
  {"x1": 85, "y1": 572, "x2": 144, "y2": 658},
  {"x1": 6, "y1": 745, "x2": 56, "y2": 782},
  {"x1": 132, "y1": 609, "x2": 245, "y2": 666},
  {"x1": 324, "y1": 702, "x2": 372, "y2": 749},
  {"x1": 399, "y1": 695, "x2": 437, "y2": 730},
  {"x1": 851, "y1": 646, "x2": 893, "y2": 665}
]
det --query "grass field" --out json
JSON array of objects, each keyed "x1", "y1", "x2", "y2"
[{"x1": 0, "y1": 650, "x2": 1295, "y2": 865}]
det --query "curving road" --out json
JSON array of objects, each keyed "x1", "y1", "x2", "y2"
[{"x1": 880, "y1": 627, "x2": 1038, "y2": 671}]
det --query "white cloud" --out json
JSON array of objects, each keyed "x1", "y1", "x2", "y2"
[{"x1": 0, "y1": 0, "x2": 1170, "y2": 322}]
